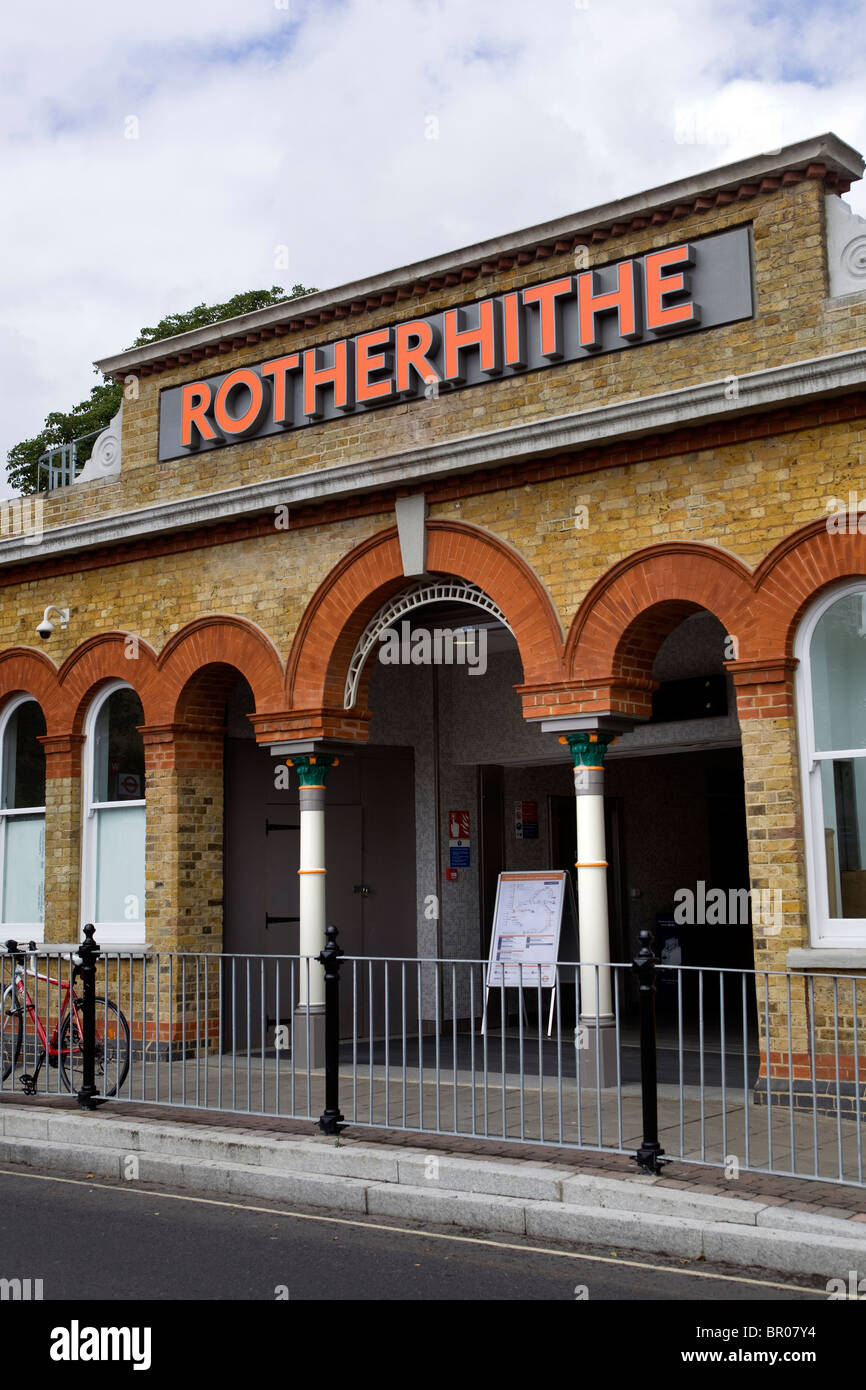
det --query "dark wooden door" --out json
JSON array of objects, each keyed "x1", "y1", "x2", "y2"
[
  {"x1": 354, "y1": 748, "x2": 416, "y2": 1036},
  {"x1": 224, "y1": 740, "x2": 415, "y2": 1042},
  {"x1": 478, "y1": 765, "x2": 505, "y2": 958}
]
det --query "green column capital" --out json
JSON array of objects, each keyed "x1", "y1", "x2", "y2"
[
  {"x1": 559, "y1": 731, "x2": 616, "y2": 768},
  {"x1": 287, "y1": 753, "x2": 340, "y2": 787}
]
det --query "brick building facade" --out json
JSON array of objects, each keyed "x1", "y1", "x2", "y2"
[{"x1": 4, "y1": 132, "x2": 866, "y2": 1093}]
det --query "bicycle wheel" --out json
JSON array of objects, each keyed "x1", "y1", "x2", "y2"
[
  {"x1": 1, "y1": 991, "x2": 22, "y2": 1083},
  {"x1": 58, "y1": 997, "x2": 130, "y2": 1097}
]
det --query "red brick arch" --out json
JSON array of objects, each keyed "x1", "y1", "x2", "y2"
[
  {"x1": 749, "y1": 519, "x2": 866, "y2": 657},
  {"x1": 560, "y1": 526, "x2": 866, "y2": 721},
  {"x1": 285, "y1": 520, "x2": 564, "y2": 717},
  {"x1": 0, "y1": 648, "x2": 66, "y2": 730},
  {"x1": 157, "y1": 616, "x2": 285, "y2": 724},
  {"x1": 58, "y1": 632, "x2": 162, "y2": 734},
  {"x1": 567, "y1": 543, "x2": 754, "y2": 683}
]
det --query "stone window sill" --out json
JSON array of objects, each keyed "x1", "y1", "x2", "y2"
[{"x1": 786, "y1": 947, "x2": 866, "y2": 969}]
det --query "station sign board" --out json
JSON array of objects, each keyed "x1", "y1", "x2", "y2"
[{"x1": 158, "y1": 226, "x2": 753, "y2": 461}]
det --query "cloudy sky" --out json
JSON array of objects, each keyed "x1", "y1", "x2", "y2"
[{"x1": 2, "y1": 0, "x2": 865, "y2": 490}]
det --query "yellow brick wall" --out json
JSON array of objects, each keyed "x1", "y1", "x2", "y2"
[
  {"x1": 144, "y1": 764, "x2": 224, "y2": 953},
  {"x1": 3, "y1": 414, "x2": 863, "y2": 672},
  {"x1": 43, "y1": 775, "x2": 81, "y2": 944},
  {"x1": 32, "y1": 177, "x2": 866, "y2": 535},
  {"x1": 6, "y1": 172, "x2": 866, "y2": 1082}
]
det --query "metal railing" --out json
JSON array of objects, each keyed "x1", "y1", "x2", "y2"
[
  {"x1": 36, "y1": 428, "x2": 105, "y2": 491},
  {"x1": 2, "y1": 932, "x2": 864, "y2": 1187}
]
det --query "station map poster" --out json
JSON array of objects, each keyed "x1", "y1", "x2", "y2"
[{"x1": 486, "y1": 871, "x2": 573, "y2": 988}]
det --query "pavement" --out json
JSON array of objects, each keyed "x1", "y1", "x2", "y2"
[
  {"x1": 10, "y1": 1027, "x2": 862, "y2": 1183},
  {"x1": 1, "y1": 1092, "x2": 864, "y2": 1284}
]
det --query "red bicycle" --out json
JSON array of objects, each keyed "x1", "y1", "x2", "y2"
[{"x1": 1, "y1": 939, "x2": 130, "y2": 1096}]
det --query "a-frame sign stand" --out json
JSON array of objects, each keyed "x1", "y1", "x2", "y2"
[{"x1": 481, "y1": 871, "x2": 579, "y2": 1037}]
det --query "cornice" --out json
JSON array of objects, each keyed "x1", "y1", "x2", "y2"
[
  {"x1": 94, "y1": 134, "x2": 862, "y2": 381},
  {"x1": 5, "y1": 346, "x2": 866, "y2": 572}
]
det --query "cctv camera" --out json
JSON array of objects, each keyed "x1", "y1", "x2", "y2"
[{"x1": 36, "y1": 605, "x2": 69, "y2": 640}]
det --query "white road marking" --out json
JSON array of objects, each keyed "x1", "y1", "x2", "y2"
[{"x1": 0, "y1": 1163, "x2": 826, "y2": 1296}]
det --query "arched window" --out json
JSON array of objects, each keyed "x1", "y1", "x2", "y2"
[
  {"x1": 0, "y1": 696, "x2": 46, "y2": 936},
  {"x1": 82, "y1": 681, "x2": 146, "y2": 938},
  {"x1": 796, "y1": 582, "x2": 866, "y2": 946}
]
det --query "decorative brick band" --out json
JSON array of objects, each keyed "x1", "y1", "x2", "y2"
[
  {"x1": 3, "y1": 391, "x2": 866, "y2": 597},
  {"x1": 110, "y1": 163, "x2": 844, "y2": 382},
  {"x1": 753, "y1": 1076, "x2": 866, "y2": 1117},
  {"x1": 140, "y1": 722, "x2": 226, "y2": 773},
  {"x1": 248, "y1": 708, "x2": 372, "y2": 745},
  {"x1": 727, "y1": 657, "x2": 799, "y2": 719},
  {"x1": 517, "y1": 676, "x2": 657, "y2": 721},
  {"x1": 4, "y1": 520, "x2": 866, "y2": 744},
  {"x1": 760, "y1": 1049, "x2": 866, "y2": 1081},
  {"x1": 38, "y1": 733, "x2": 85, "y2": 779}
]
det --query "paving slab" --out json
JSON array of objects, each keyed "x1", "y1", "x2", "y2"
[
  {"x1": 366, "y1": 1182, "x2": 526, "y2": 1234},
  {"x1": 223, "y1": 1165, "x2": 370, "y2": 1211},
  {"x1": 700, "y1": 1223, "x2": 866, "y2": 1280},
  {"x1": 560, "y1": 1174, "x2": 767, "y2": 1225},
  {"x1": 524, "y1": 1201, "x2": 704, "y2": 1258},
  {"x1": 0, "y1": 1111, "x2": 51, "y2": 1140},
  {"x1": 756, "y1": 1204, "x2": 866, "y2": 1237},
  {"x1": 0, "y1": 1134, "x2": 125, "y2": 1180},
  {"x1": 395, "y1": 1153, "x2": 569, "y2": 1202}
]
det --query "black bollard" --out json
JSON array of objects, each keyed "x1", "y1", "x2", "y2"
[
  {"x1": 316, "y1": 924, "x2": 345, "y2": 1135},
  {"x1": 632, "y1": 929, "x2": 668, "y2": 1174},
  {"x1": 75, "y1": 924, "x2": 101, "y2": 1111}
]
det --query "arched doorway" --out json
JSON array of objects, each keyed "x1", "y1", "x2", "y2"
[
  {"x1": 600, "y1": 607, "x2": 756, "y2": 1065},
  {"x1": 346, "y1": 578, "x2": 528, "y2": 1038},
  {"x1": 227, "y1": 570, "x2": 530, "y2": 1040},
  {"x1": 224, "y1": 669, "x2": 417, "y2": 1038},
  {"x1": 566, "y1": 568, "x2": 759, "y2": 1078},
  {"x1": 271, "y1": 520, "x2": 564, "y2": 1047}
]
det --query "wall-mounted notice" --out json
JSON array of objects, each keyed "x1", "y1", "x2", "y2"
[
  {"x1": 449, "y1": 809, "x2": 471, "y2": 868},
  {"x1": 487, "y1": 871, "x2": 569, "y2": 988},
  {"x1": 514, "y1": 800, "x2": 539, "y2": 840}
]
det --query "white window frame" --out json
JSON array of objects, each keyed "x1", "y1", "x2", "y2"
[
  {"x1": 81, "y1": 679, "x2": 146, "y2": 942},
  {"x1": 796, "y1": 579, "x2": 866, "y2": 946},
  {"x1": 0, "y1": 694, "x2": 46, "y2": 941}
]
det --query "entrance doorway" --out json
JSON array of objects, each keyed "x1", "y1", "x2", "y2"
[
  {"x1": 607, "y1": 745, "x2": 756, "y2": 1042},
  {"x1": 223, "y1": 741, "x2": 416, "y2": 1041}
]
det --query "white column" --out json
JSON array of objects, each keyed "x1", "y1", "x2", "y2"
[
  {"x1": 562, "y1": 732, "x2": 615, "y2": 1022},
  {"x1": 290, "y1": 754, "x2": 338, "y2": 1009}
]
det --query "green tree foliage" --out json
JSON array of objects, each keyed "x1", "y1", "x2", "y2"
[{"x1": 7, "y1": 284, "x2": 317, "y2": 495}]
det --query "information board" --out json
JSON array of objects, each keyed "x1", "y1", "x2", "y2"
[{"x1": 486, "y1": 871, "x2": 572, "y2": 988}]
